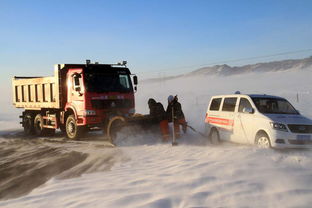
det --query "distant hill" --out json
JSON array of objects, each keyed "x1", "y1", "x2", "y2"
[
  {"x1": 188, "y1": 56, "x2": 312, "y2": 76},
  {"x1": 143, "y1": 56, "x2": 312, "y2": 82}
]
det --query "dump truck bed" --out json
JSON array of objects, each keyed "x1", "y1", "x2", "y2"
[{"x1": 12, "y1": 68, "x2": 62, "y2": 110}]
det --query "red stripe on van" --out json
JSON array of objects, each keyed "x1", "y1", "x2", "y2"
[{"x1": 205, "y1": 116, "x2": 234, "y2": 126}]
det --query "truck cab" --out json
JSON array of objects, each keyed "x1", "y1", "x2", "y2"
[
  {"x1": 59, "y1": 61, "x2": 138, "y2": 138},
  {"x1": 13, "y1": 60, "x2": 138, "y2": 140}
]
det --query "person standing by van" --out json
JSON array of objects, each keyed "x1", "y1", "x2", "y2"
[{"x1": 166, "y1": 95, "x2": 187, "y2": 138}]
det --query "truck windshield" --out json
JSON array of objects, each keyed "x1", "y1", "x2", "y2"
[
  {"x1": 84, "y1": 73, "x2": 132, "y2": 93},
  {"x1": 251, "y1": 97, "x2": 298, "y2": 114}
]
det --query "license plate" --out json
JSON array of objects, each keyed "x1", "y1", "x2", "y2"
[{"x1": 296, "y1": 135, "x2": 311, "y2": 140}]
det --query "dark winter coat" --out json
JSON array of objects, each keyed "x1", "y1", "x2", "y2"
[
  {"x1": 166, "y1": 100, "x2": 185, "y2": 122},
  {"x1": 149, "y1": 102, "x2": 167, "y2": 122}
]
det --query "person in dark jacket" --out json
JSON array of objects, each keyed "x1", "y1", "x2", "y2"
[
  {"x1": 148, "y1": 98, "x2": 170, "y2": 141},
  {"x1": 166, "y1": 95, "x2": 187, "y2": 138}
]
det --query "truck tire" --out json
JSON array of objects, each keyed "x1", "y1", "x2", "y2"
[
  {"x1": 66, "y1": 115, "x2": 85, "y2": 139},
  {"x1": 34, "y1": 114, "x2": 55, "y2": 137},
  {"x1": 23, "y1": 112, "x2": 35, "y2": 136},
  {"x1": 106, "y1": 116, "x2": 126, "y2": 143}
]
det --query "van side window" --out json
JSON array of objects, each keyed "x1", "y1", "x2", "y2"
[
  {"x1": 209, "y1": 98, "x2": 222, "y2": 111},
  {"x1": 238, "y1": 98, "x2": 252, "y2": 112},
  {"x1": 222, "y1": 98, "x2": 237, "y2": 112}
]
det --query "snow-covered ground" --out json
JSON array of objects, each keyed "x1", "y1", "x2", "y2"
[
  {"x1": 1, "y1": 69, "x2": 312, "y2": 207},
  {"x1": 2, "y1": 143, "x2": 312, "y2": 208}
]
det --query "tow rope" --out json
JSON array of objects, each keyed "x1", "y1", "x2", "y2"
[{"x1": 186, "y1": 125, "x2": 206, "y2": 138}]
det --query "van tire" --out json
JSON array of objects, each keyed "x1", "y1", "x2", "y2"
[
  {"x1": 210, "y1": 128, "x2": 220, "y2": 145},
  {"x1": 255, "y1": 132, "x2": 271, "y2": 148}
]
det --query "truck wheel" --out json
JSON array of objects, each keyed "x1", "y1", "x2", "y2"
[
  {"x1": 210, "y1": 128, "x2": 220, "y2": 145},
  {"x1": 34, "y1": 114, "x2": 45, "y2": 136},
  {"x1": 255, "y1": 132, "x2": 271, "y2": 148},
  {"x1": 23, "y1": 112, "x2": 35, "y2": 136},
  {"x1": 34, "y1": 114, "x2": 55, "y2": 137},
  {"x1": 106, "y1": 116, "x2": 126, "y2": 143},
  {"x1": 66, "y1": 115, "x2": 85, "y2": 139}
]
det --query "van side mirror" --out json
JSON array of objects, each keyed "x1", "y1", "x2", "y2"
[
  {"x1": 133, "y1": 76, "x2": 138, "y2": 85},
  {"x1": 243, "y1": 107, "x2": 254, "y2": 114}
]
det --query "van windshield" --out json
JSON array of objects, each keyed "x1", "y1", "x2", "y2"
[{"x1": 251, "y1": 97, "x2": 298, "y2": 114}]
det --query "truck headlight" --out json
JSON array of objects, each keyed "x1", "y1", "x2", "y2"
[
  {"x1": 270, "y1": 122, "x2": 288, "y2": 132},
  {"x1": 83, "y1": 110, "x2": 96, "y2": 116}
]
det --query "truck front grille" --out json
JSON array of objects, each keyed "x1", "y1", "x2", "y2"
[
  {"x1": 91, "y1": 99, "x2": 133, "y2": 109},
  {"x1": 287, "y1": 125, "x2": 312, "y2": 133}
]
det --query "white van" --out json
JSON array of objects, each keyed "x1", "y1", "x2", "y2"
[{"x1": 205, "y1": 94, "x2": 312, "y2": 148}]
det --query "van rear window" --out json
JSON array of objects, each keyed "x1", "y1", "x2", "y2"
[
  {"x1": 209, "y1": 98, "x2": 222, "y2": 111},
  {"x1": 222, "y1": 98, "x2": 237, "y2": 112}
]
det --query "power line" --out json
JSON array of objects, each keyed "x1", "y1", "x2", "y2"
[{"x1": 138, "y1": 48, "x2": 312, "y2": 74}]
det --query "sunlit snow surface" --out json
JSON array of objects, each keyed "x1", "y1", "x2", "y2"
[{"x1": 1, "y1": 69, "x2": 312, "y2": 207}]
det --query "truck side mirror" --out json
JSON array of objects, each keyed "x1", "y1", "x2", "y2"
[
  {"x1": 72, "y1": 73, "x2": 82, "y2": 94},
  {"x1": 72, "y1": 73, "x2": 82, "y2": 78},
  {"x1": 133, "y1": 76, "x2": 138, "y2": 85}
]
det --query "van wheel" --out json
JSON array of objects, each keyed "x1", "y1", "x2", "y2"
[
  {"x1": 210, "y1": 128, "x2": 220, "y2": 145},
  {"x1": 255, "y1": 132, "x2": 271, "y2": 148},
  {"x1": 66, "y1": 115, "x2": 85, "y2": 140}
]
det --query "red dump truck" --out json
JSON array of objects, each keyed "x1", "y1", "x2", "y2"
[{"x1": 12, "y1": 60, "x2": 138, "y2": 140}]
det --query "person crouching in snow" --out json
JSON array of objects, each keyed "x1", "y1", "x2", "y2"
[
  {"x1": 148, "y1": 98, "x2": 170, "y2": 141},
  {"x1": 166, "y1": 95, "x2": 187, "y2": 139}
]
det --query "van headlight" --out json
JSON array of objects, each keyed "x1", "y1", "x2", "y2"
[{"x1": 270, "y1": 122, "x2": 288, "y2": 132}]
